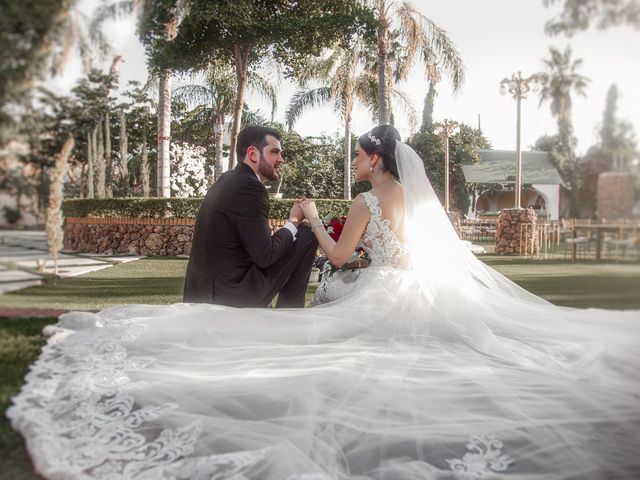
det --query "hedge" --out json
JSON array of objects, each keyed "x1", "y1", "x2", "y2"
[{"x1": 62, "y1": 197, "x2": 353, "y2": 220}]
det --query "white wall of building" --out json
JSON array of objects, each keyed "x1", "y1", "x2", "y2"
[{"x1": 531, "y1": 184, "x2": 560, "y2": 220}]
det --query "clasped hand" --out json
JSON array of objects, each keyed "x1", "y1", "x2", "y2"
[{"x1": 289, "y1": 197, "x2": 319, "y2": 226}]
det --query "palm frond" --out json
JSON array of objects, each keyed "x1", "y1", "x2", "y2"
[
  {"x1": 416, "y1": 11, "x2": 465, "y2": 92},
  {"x1": 142, "y1": 73, "x2": 160, "y2": 97},
  {"x1": 91, "y1": 1, "x2": 135, "y2": 30},
  {"x1": 88, "y1": 24, "x2": 112, "y2": 60},
  {"x1": 296, "y1": 53, "x2": 339, "y2": 86},
  {"x1": 285, "y1": 87, "x2": 332, "y2": 129},
  {"x1": 395, "y1": 2, "x2": 422, "y2": 79},
  {"x1": 392, "y1": 88, "x2": 418, "y2": 133},
  {"x1": 247, "y1": 74, "x2": 278, "y2": 120},
  {"x1": 353, "y1": 71, "x2": 377, "y2": 105},
  {"x1": 51, "y1": 12, "x2": 78, "y2": 76},
  {"x1": 173, "y1": 84, "x2": 214, "y2": 108}
]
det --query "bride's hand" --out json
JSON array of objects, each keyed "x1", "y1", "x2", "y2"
[{"x1": 300, "y1": 200, "x2": 319, "y2": 223}]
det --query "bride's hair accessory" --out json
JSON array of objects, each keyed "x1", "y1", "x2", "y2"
[
  {"x1": 367, "y1": 132, "x2": 381, "y2": 146},
  {"x1": 359, "y1": 126, "x2": 401, "y2": 178}
]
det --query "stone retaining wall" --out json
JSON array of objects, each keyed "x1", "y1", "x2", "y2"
[{"x1": 64, "y1": 217, "x2": 287, "y2": 256}]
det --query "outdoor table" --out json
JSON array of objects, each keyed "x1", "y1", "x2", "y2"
[{"x1": 571, "y1": 224, "x2": 638, "y2": 261}]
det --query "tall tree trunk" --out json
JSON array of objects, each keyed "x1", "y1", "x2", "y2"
[
  {"x1": 156, "y1": 18, "x2": 176, "y2": 198},
  {"x1": 79, "y1": 163, "x2": 85, "y2": 199},
  {"x1": 157, "y1": 69, "x2": 172, "y2": 198},
  {"x1": 104, "y1": 111, "x2": 112, "y2": 198},
  {"x1": 118, "y1": 108, "x2": 128, "y2": 190},
  {"x1": 376, "y1": 0, "x2": 391, "y2": 125},
  {"x1": 95, "y1": 122, "x2": 106, "y2": 198},
  {"x1": 420, "y1": 82, "x2": 437, "y2": 133},
  {"x1": 344, "y1": 115, "x2": 352, "y2": 200},
  {"x1": 141, "y1": 130, "x2": 150, "y2": 197},
  {"x1": 46, "y1": 134, "x2": 74, "y2": 275},
  {"x1": 213, "y1": 110, "x2": 225, "y2": 182},
  {"x1": 229, "y1": 43, "x2": 250, "y2": 170},
  {"x1": 88, "y1": 129, "x2": 96, "y2": 198}
]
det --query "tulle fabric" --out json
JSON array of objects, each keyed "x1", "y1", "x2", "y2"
[
  {"x1": 8, "y1": 278, "x2": 640, "y2": 479},
  {"x1": 7, "y1": 142, "x2": 640, "y2": 479}
]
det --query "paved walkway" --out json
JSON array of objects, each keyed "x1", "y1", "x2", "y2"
[{"x1": 0, "y1": 230, "x2": 142, "y2": 295}]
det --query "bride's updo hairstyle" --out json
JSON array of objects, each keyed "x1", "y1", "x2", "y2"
[{"x1": 358, "y1": 125, "x2": 402, "y2": 178}]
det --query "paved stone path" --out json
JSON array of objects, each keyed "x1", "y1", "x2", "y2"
[{"x1": 0, "y1": 230, "x2": 142, "y2": 295}]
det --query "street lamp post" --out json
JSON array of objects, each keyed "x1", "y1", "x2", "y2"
[
  {"x1": 499, "y1": 71, "x2": 543, "y2": 209},
  {"x1": 434, "y1": 119, "x2": 459, "y2": 213}
]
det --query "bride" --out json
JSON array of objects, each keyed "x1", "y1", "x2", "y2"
[{"x1": 8, "y1": 125, "x2": 640, "y2": 479}]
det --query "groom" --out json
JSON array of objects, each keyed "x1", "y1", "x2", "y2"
[{"x1": 183, "y1": 126, "x2": 318, "y2": 308}]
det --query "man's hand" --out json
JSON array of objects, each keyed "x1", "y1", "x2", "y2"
[{"x1": 288, "y1": 201, "x2": 305, "y2": 226}]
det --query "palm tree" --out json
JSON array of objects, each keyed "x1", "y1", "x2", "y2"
[
  {"x1": 371, "y1": 0, "x2": 464, "y2": 125},
  {"x1": 173, "y1": 62, "x2": 278, "y2": 183},
  {"x1": 538, "y1": 46, "x2": 589, "y2": 125},
  {"x1": 538, "y1": 46, "x2": 589, "y2": 216},
  {"x1": 91, "y1": 0, "x2": 176, "y2": 197},
  {"x1": 286, "y1": 43, "x2": 416, "y2": 199},
  {"x1": 156, "y1": 17, "x2": 177, "y2": 198}
]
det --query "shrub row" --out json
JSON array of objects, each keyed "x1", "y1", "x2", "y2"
[{"x1": 63, "y1": 197, "x2": 353, "y2": 220}]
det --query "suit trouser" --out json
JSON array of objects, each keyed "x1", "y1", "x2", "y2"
[{"x1": 261, "y1": 223, "x2": 318, "y2": 308}]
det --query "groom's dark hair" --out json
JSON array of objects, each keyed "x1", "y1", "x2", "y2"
[{"x1": 237, "y1": 126, "x2": 281, "y2": 161}]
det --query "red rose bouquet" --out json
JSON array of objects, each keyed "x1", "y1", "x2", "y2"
[
  {"x1": 324, "y1": 215, "x2": 347, "y2": 241},
  {"x1": 315, "y1": 213, "x2": 369, "y2": 272}
]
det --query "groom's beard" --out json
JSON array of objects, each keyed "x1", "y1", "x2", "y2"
[{"x1": 258, "y1": 154, "x2": 280, "y2": 181}]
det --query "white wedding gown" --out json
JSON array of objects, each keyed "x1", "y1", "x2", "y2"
[{"x1": 8, "y1": 145, "x2": 640, "y2": 479}]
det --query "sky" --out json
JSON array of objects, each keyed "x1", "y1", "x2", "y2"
[{"x1": 51, "y1": 0, "x2": 640, "y2": 157}]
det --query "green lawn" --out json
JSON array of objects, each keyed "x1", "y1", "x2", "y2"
[
  {"x1": 1, "y1": 251, "x2": 638, "y2": 312},
  {"x1": 478, "y1": 254, "x2": 640, "y2": 310},
  {"x1": 1, "y1": 252, "x2": 640, "y2": 477},
  {"x1": 0, "y1": 257, "x2": 189, "y2": 311},
  {"x1": 0, "y1": 317, "x2": 55, "y2": 479}
]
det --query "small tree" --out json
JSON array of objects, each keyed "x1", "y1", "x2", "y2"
[
  {"x1": 578, "y1": 85, "x2": 639, "y2": 216},
  {"x1": 537, "y1": 46, "x2": 589, "y2": 217},
  {"x1": 46, "y1": 134, "x2": 74, "y2": 275},
  {"x1": 153, "y1": 0, "x2": 372, "y2": 170},
  {"x1": 273, "y1": 131, "x2": 345, "y2": 199},
  {"x1": 409, "y1": 123, "x2": 490, "y2": 213}
]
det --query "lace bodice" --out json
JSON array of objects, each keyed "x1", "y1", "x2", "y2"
[{"x1": 358, "y1": 191, "x2": 408, "y2": 268}]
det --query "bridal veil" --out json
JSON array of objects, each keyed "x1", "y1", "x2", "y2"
[{"x1": 6, "y1": 140, "x2": 640, "y2": 479}]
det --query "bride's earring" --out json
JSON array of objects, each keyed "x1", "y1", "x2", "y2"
[{"x1": 370, "y1": 165, "x2": 374, "y2": 173}]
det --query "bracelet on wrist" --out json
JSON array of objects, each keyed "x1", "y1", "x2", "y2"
[{"x1": 311, "y1": 223, "x2": 324, "y2": 230}]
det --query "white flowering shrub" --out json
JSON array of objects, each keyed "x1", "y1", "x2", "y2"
[{"x1": 170, "y1": 142, "x2": 209, "y2": 197}]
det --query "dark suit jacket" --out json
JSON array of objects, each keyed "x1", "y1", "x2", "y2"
[{"x1": 183, "y1": 162, "x2": 294, "y2": 306}]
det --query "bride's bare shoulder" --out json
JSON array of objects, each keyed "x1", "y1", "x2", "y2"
[{"x1": 369, "y1": 183, "x2": 403, "y2": 204}]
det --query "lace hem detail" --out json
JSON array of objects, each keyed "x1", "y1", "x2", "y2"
[
  {"x1": 6, "y1": 313, "x2": 210, "y2": 479},
  {"x1": 446, "y1": 433, "x2": 514, "y2": 478}
]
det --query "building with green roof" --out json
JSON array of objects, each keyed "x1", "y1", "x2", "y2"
[{"x1": 462, "y1": 150, "x2": 569, "y2": 220}]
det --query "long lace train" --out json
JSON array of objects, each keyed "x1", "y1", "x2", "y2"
[{"x1": 7, "y1": 279, "x2": 640, "y2": 479}]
